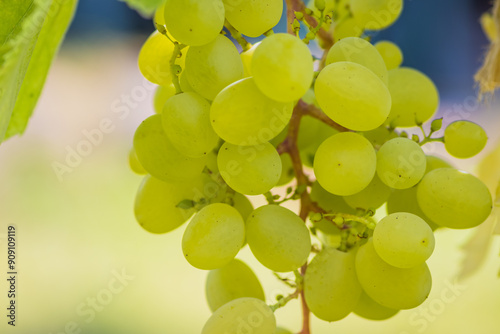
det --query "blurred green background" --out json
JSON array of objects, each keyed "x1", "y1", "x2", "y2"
[{"x1": 1, "y1": 0, "x2": 500, "y2": 333}]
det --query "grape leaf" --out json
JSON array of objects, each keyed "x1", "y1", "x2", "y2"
[
  {"x1": 0, "y1": 0, "x2": 78, "y2": 143},
  {"x1": 119, "y1": 0, "x2": 164, "y2": 17}
]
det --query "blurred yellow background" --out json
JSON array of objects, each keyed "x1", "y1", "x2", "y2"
[{"x1": 0, "y1": 36, "x2": 500, "y2": 334}]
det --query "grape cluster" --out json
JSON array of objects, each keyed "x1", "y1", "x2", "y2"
[{"x1": 129, "y1": 0, "x2": 493, "y2": 332}]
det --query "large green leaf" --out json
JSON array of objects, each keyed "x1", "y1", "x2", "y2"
[
  {"x1": 0, "y1": 0, "x2": 78, "y2": 143},
  {"x1": 120, "y1": 0, "x2": 164, "y2": 17}
]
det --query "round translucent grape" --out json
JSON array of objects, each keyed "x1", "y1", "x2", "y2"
[
  {"x1": 164, "y1": 0, "x2": 225, "y2": 46},
  {"x1": 386, "y1": 68, "x2": 439, "y2": 127},
  {"x1": 373, "y1": 212, "x2": 435, "y2": 268},
  {"x1": 246, "y1": 205, "x2": 311, "y2": 272},
  {"x1": 377, "y1": 137, "x2": 427, "y2": 189},
  {"x1": 205, "y1": 259, "x2": 265, "y2": 312},
  {"x1": 315, "y1": 62, "x2": 391, "y2": 131},
  {"x1": 333, "y1": 17, "x2": 363, "y2": 42},
  {"x1": 350, "y1": 0, "x2": 403, "y2": 30},
  {"x1": 344, "y1": 174, "x2": 392, "y2": 210},
  {"x1": 277, "y1": 154, "x2": 294, "y2": 186},
  {"x1": 310, "y1": 181, "x2": 356, "y2": 234},
  {"x1": 223, "y1": 0, "x2": 282, "y2": 37},
  {"x1": 361, "y1": 126, "x2": 398, "y2": 148},
  {"x1": 355, "y1": 239, "x2": 432, "y2": 309},
  {"x1": 252, "y1": 33, "x2": 314, "y2": 102},
  {"x1": 444, "y1": 121, "x2": 488, "y2": 159},
  {"x1": 417, "y1": 168, "x2": 492, "y2": 229},
  {"x1": 304, "y1": 248, "x2": 362, "y2": 321},
  {"x1": 182, "y1": 203, "x2": 245, "y2": 270},
  {"x1": 162, "y1": 92, "x2": 219, "y2": 158},
  {"x1": 354, "y1": 291, "x2": 399, "y2": 321},
  {"x1": 201, "y1": 297, "x2": 276, "y2": 334},
  {"x1": 138, "y1": 32, "x2": 185, "y2": 86},
  {"x1": 153, "y1": 84, "x2": 175, "y2": 114},
  {"x1": 133, "y1": 115, "x2": 207, "y2": 182},
  {"x1": 134, "y1": 175, "x2": 206, "y2": 234},
  {"x1": 217, "y1": 142, "x2": 281, "y2": 195},
  {"x1": 424, "y1": 155, "x2": 452, "y2": 174},
  {"x1": 128, "y1": 147, "x2": 146, "y2": 175},
  {"x1": 232, "y1": 193, "x2": 254, "y2": 221},
  {"x1": 185, "y1": 35, "x2": 244, "y2": 100},
  {"x1": 386, "y1": 187, "x2": 439, "y2": 231},
  {"x1": 210, "y1": 78, "x2": 293, "y2": 145},
  {"x1": 240, "y1": 42, "x2": 260, "y2": 77},
  {"x1": 326, "y1": 37, "x2": 388, "y2": 85},
  {"x1": 375, "y1": 40, "x2": 403, "y2": 70},
  {"x1": 314, "y1": 132, "x2": 376, "y2": 196}
]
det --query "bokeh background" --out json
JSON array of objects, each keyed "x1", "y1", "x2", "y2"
[{"x1": 1, "y1": 0, "x2": 500, "y2": 333}]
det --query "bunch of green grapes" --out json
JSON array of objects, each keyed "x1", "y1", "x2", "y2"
[{"x1": 129, "y1": 0, "x2": 493, "y2": 332}]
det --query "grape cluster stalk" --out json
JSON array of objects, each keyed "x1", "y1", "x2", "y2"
[{"x1": 129, "y1": 0, "x2": 494, "y2": 333}]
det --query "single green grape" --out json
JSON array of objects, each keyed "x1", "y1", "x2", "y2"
[
  {"x1": 373, "y1": 212, "x2": 435, "y2": 268},
  {"x1": 128, "y1": 147, "x2": 146, "y2": 175},
  {"x1": 205, "y1": 259, "x2": 265, "y2": 312},
  {"x1": 344, "y1": 174, "x2": 392, "y2": 210},
  {"x1": 277, "y1": 154, "x2": 294, "y2": 186},
  {"x1": 222, "y1": 0, "x2": 282, "y2": 37},
  {"x1": 210, "y1": 78, "x2": 293, "y2": 146},
  {"x1": 182, "y1": 203, "x2": 245, "y2": 270},
  {"x1": 246, "y1": 205, "x2": 311, "y2": 272},
  {"x1": 375, "y1": 40, "x2": 403, "y2": 70},
  {"x1": 138, "y1": 32, "x2": 185, "y2": 86},
  {"x1": 304, "y1": 248, "x2": 362, "y2": 321},
  {"x1": 355, "y1": 239, "x2": 432, "y2": 309},
  {"x1": 201, "y1": 297, "x2": 276, "y2": 334},
  {"x1": 133, "y1": 115, "x2": 207, "y2": 182},
  {"x1": 314, "y1": 132, "x2": 377, "y2": 196},
  {"x1": 217, "y1": 141, "x2": 281, "y2": 195},
  {"x1": 153, "y1": 84, "x2": 176, "y2": 114},
  {"x1": 164, "y1": 0, "x2": 225, "y2": 46},
  {"x1": 444, "y1": 121, "x2": 488, "y2": 159},
  {"x1": 354, "y1": 291, "x2": 399, "y2": 321},
  {"x1": 417, "y1": 168, "x2": 492, "y2": 229},
  {"x1": 252, "y1": 33, "x2": 314, "y2": 103},
  {"x1": 350, "y1": 0, "x2": 403, "y2": 30},
  {"x1": 240, "y1": 42, "x2": 260, "y2": 77},
  {"x1": 424, "y1": 155, "x2": 452, "y2": 174},
  {"x1": 386, "y1": 68, "x2": 439, "y2": 127},
  {"x1": 162, "y1": 92, "x2": 219, "y2": 158},
  {"x1": 361, "y1": 126, "x2": 398, "y2": 148},
  {"x1": 185, "y1": 35, "x2": 244, "y2": 101},
  {"x1": 386, "y1": 187, "x2": 439, "y2": 231},
  {"x1": 326, "y1": 37, "x2": 388, "y2": 85},
  {"x1": 315, "y1": 62, "x2": 392, "y2": 131},
  {"x1": 333, "y1": 17, "x2": 363, "y2": 42},
  {"x1": 134, "y1": 175, "x2": 206, "y2": 234},
  {"x1": 377, "y1": 137, "x2": 427, "y2": 189}
]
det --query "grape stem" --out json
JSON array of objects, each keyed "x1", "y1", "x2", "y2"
[
  {"x1": 169, "y1": 42, "x2": 187, "y2": 94},
  {"x1": 224, "y1": 20, "x2": 251, "y2": 51},
  {"x1": 285, "y1": 0, "x2": 334, "y2": 48},
  {"x1": 269, "y1": 289, "x2": 301, "y2": 312}
]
